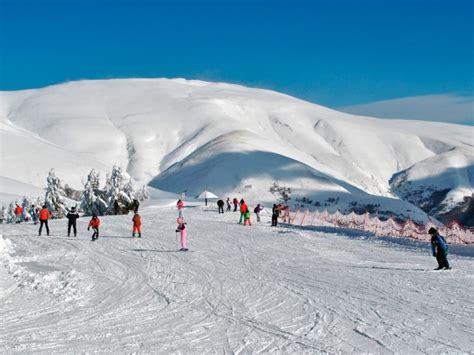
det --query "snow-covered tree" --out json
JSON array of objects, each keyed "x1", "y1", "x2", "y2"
[
  {"x1": 269, "y1": 182, "x2": 292, "y2": 204},
  {"x1": 6, "y1": 201, "x2": 17, "y2": 223},
  {"x1": 80, "y1": 169, "x2": 107, "y2": 216},
  {"x1": 44, "y1": 169, "x2": 68, "y2": 218},
  {"x1": 20, "y1": 196, "x2": 34, "y2": 222},
  {"x1": 104, "y1": 165, "x2": 134, "y2": 214},
  {"x1": 0, "y1": 206, "x2": 6, "y2": 224},
  {"x1": 136, "y1": 185, "x2": 150, "y2": 201}
]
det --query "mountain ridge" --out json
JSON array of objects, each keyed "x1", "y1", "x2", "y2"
[{"x1": 1, "y1": 78, "x2": 472, "y2": 224}]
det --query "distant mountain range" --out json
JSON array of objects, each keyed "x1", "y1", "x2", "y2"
[{"x1": 1, "y1": 79, "x2": 472, "y2": 225}]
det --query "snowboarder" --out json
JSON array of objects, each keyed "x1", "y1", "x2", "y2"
[
  {"x1": 254, "y1": 204, "x2": 263, "y2": 222},
  {"x1": 233, "y1": 198, "x2": 238, "y2": 212},
  {"x1": 132, "y1": 212, "x2": 142, "y2": 238},
  {"x1": 38, "y1": 205, "x2": 50, "y2": 236},
  {"x1": 239, "y1": 199, "x2": 248, "y2": 224},
  {"x1": 88, "y1": 214, "x2": 100, "y2": 241},
  {"x1": 271, "y1": 204, "x2": 279, "y2": 227},
  {"x1": 66, "y1": 206, "x2": 79, "y2": 237},
  {"x1": 217, "y1": 199, "x2": 225, "y2": 214},
  {"x1": 244, "y1": 207, "x2": 252, "y2": 226},
  {"x1": 131, "y1": 199, "x2": 140, "y2": 214},
  {"x1": 429, "y1": 227, "x2": 450, "y2": 270},
  {"x1": 113, "y1": 200, "x2": 120, "y2": 215},
  {"x1": 177, "y1": 199, "x2": 184, "y2": 218},
  {"x1": 176, "y1": 220, "x2": 188, "y2": 251},
  {"x1": 14, "y1": 204, "x2": 23, "y2": 223},
  {"x1": 226, "y1": 197, "x2": 231, "y2": 211}
]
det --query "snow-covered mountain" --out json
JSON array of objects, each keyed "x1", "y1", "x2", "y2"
[{"x1": 0, "y1": 79, "x2": 472, "y2": 224}]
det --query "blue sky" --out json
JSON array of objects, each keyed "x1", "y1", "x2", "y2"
[{"x1": 0, "y1": 0, "x2": 472, "y2": 124}]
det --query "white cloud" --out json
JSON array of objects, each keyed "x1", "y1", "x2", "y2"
[{"x1": 339, "y1": 94, "x2": 473, "y2": 125}]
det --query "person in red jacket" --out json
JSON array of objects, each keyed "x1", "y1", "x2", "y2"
[
  {"x1": 132, "y1": 212, "x2": 141, "y2": 238},
  {"x1": 88, "y1": 214, "x2": 101, "y2": 241},
  {"x1": 239, "y1": 199, "x2": 248, "y2": 224},
  {"x1": 14, "y1": 204, "x2": 23, "y2": 223},
  {"x1": 38, "y1": 205, "x2": 50, "y2": 236}
]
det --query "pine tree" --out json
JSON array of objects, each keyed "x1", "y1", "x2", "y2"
[
  {"x1": 136, "y1": 185, "x2": 150, "y2": 201},
  {"x1": 6, "y1": 201, "x2": 17, "y2": 223},
  {"x1": 80, "y1": 169, "x2": 107, "y2": 216},
  {"x1": 44, "y1": 169, "x2": 68, "y2": 218},
  {"x1": 104, "y1": 165, "x2": 134, "y2": 214},
  {"x1": 0, "y1": 206, "x2": 6, "y2": 224}
]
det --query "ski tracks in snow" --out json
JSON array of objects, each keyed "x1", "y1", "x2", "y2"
[{"x1": 1, "y1": 207, "x2": 473, "y2": 353}]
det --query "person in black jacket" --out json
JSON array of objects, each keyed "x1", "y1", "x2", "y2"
[
  {"x1": 271, "y1": 204, "x2": 279, "y2": 226},
  {"x1": 67, "y1": 206, "x2": 80, "y2": 237},
  {"x1": 217, "y1": 199, "x2": 225, "y2": 214}
]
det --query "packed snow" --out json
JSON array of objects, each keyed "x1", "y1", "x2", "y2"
[
  {"x1": 1, "y1": 79, "x2": 473, "y2": 221},
  {"x1": 1, "y1": 200, "x2": 473, "y2": 353}
]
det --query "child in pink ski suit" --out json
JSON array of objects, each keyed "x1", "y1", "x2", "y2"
[{"x1": 176, "y1": 222, "x2": 188, "y2": 251}]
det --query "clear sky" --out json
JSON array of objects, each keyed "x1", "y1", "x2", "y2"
[{"x1": 0, "y1": 0, "x2": 472, "y2": 123}]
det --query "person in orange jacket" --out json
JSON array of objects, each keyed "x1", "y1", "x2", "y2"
[
  {"x1": 14, "y1": 204, "x2": 23, "y2": 223},
  {"x1": 132, "y1": 212, "x2": 141, "y2": 238},
  {"x1": 88, "y1": 214, "x2": 101, "y2": 241},
  {"x1": 38, "y1": 205, "x2": 50, "y2": 236},
  {"x1": 239, "y1": 199, "x2": 248, "y2": 224}
]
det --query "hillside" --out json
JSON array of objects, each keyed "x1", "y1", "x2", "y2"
[{"x1": 0, "y1": 79, "x2": 472, "y2": 223}]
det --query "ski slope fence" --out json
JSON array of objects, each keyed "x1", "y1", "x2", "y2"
[{"x1": 288, "y1": 209, "x2": 474, "y2": 245}]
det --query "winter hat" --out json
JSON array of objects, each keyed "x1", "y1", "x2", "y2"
[
  {"x1": 428, "y1": 227, "x2": 437, "y2": 235},
  {"x1": 71, "y1": 206, "x2": 76, "y2": 211}
]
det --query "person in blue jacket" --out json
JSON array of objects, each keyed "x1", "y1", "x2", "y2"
[{"x1": 429, "y1": 227, "x2": 450, "y2": 270}]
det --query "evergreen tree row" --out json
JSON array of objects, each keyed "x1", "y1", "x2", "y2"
[{"x1": 0, "y1": 165, "x2": 150, "y2": 223}]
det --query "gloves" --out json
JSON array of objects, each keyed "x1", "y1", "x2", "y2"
[
  {"x1": 175, "y1": 229, "x2": 179, "y2": 232},
  {"x1": 87, "y1": 227, "x2": 90, "y2": 231},
  {"x1": 432, "y1": 253, "x2": 437, "y2": 257}
]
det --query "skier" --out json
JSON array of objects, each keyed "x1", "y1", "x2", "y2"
[
  {"x1": 429, "y1": 227, "x2": 451, "y2": 270},
  {"x1": 132, "y1": 212, "x2": 142, "y2": 238},
  {"x1": 66, "y1": 206, "x2": 79, "y2": 237},
  {"x1": 217, "y1": 199, "x2": 225, "y2": 214},
  {"x1": 113, "y1": 200, "x2": 120, "y2": 215},
  {"x1": 88, "y1": 214, "x2": 100, "y2": 241},
  {"x1": 30, "y1": 205, "x2": 39, "y2": 225},
  {"x1": 131, "y1": 199, "x2": 140, "y2": 213},
  {"x1": 233, "y1": 198, "x2": 238, "y2": 212},
  {"x1": 271, "y1": 204, "x2": 279, "y2": 227},
  {"x1": 38, "y1": 205, "x2": 50, "y2": 236},
  {"x1": 226, "y1": 197, "x2": 231, "y2": 211},
  {"x1": 239, "y1": 199, "x2": 248, "y2": 224},
  {"x1": 14, "y1": 204, "x2": 23, "y2": 223},
  {"x1": 177, "y1": 199, "x2": 184, "y2": 218},
  {"x1": 244, "y1": 207, "x2": 252, "y2": 226},
  {"x1": 254, "y1": 204, "x2": 264, "y2": 222},
  {"x1": 176, "y1": 220, "x2": 188, "y2": 251}
]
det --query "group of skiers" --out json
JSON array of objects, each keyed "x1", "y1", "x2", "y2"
[
  {"x1": 13, "y1": 204, "x2": 40, "y2": 224},
  {"x1": 215, "y1": 198, "x2": 284, "y2": 227},
  {"x1": 10, "y1": 195, "x2": 453, "y2": 269}
]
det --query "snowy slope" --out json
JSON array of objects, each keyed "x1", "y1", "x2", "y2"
[
  {"x1": 0, "y1": 205, "x2": 473, "y2": 352},
  {"x1": 1, "y1": 79, "x2": 473, "y2": 222}
]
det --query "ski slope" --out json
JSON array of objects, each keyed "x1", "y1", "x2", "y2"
[{"x1": 1, "y1": 202, "x2": 473, "y2": 353}]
